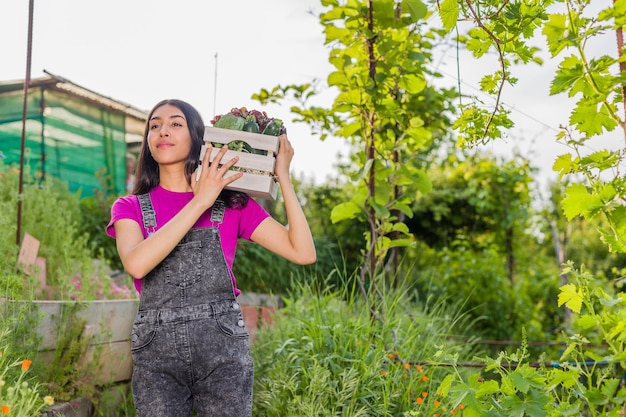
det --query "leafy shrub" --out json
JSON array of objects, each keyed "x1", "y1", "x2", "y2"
[
  {"x1": 77, "y1": 168, "x2": 123, "y2": 272},
  {"x1": 0, "y1": 162, "x2": 133, "y2": 300},
  {"x1": 410, "y1": 242, "x2": 561, "y2": 348},
  {"x1": 438, "y1": 263, "x2": 626, "y2": 416}
]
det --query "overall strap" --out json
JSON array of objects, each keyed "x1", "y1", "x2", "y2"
[
  {"x1": 210, "y1": 199, "x2": 225, "y2": 226},
  {"x1": 137, "y1": 193, "x2": 157, "y2": 236}
]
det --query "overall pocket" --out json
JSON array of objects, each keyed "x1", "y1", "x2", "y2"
[
  {"x1": 131, "y1": 320, "x2": 158, "y2": 352},
  {"x1": 216, "y1": 310, "x2": 249, "y2": 338}
]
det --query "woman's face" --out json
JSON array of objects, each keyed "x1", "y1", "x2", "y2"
[{"x1": 146, "y1": 104, "x2": 192, "y2": 166}]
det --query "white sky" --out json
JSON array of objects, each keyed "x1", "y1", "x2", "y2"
[{"x1": 1, "y1": 0, "x2": 623, "y2": 194}]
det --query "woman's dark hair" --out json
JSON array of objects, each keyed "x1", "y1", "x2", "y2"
[{"x1": 132, "y1": 99, "x2": 248, "y2": 208}]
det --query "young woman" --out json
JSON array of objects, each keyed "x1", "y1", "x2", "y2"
[{"x1": 106, "y1": 99, "x2": 316, "y2": 417}]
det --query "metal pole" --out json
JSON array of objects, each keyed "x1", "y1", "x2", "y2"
[
  {"x1": 213, "y1": 52, "x2": 218, "y2": 116},
  {"x1": 17, "y1": 0, "x2": 35, "y2": 246}
]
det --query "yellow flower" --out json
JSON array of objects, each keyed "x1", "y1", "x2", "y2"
[
  {"x1": 1, "y1": 404, "x2": 10, "y2": 415},
  {"x1": 44, "y1": 396, "x2": 55, "y2": 406}
]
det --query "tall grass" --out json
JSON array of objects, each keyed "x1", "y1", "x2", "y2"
[{"x1": 251, "y1": 275, "x2": 481, "y2": 416}]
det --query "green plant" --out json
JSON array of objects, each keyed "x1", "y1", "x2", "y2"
[
  {"x1": 0, "y1": 162, "x2": 134, "y2": 301},
  {"x1": 251, "y1": 275, "x2": 481, "y2": 416},
  {"x1": 437, "y1": 263, "x2": 626, "y2": 416},
  {"x1": 0, "y1": 327, "x2": 54, "y2": 416},
  {"x1": 78, "y1": 167, "x2": 124, "y2": 273}
]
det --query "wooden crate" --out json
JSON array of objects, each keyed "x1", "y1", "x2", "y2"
[{"x1": 203, "y1": 126, "x2": 280, "y2": 200}]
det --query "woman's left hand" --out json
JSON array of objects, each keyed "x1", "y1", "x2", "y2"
[{"x1": 274, "y1": 134, "x2": 294, "y2": 181}]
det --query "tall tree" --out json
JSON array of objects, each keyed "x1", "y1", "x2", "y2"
[{"x1": 254, "y1": 0, "x2": 457, "y2": 317}]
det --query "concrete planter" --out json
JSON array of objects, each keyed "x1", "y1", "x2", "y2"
[
  {"x1": 28, "y1": 299, "x2": 138, "y2": 386},
  {"x1": 7, "y1": 292, "x2": 278, "y2": 395}
]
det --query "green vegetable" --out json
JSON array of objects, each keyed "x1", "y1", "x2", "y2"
[
  {"x1": 262, "y1": 119, "x2": 283, "y2": 136},
  {"x1": 242, "y1": 115, "x2": 260, "y2": 133},
  {"x1": 214, "y1": 114, "x2": 245, "y2": 130}
]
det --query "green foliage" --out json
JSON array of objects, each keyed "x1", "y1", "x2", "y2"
[
  {"x1": 410, "y1": 243, "x2": 560, "y2": 344},
  {"x1": 254, "y1": 0, "x2": 458, "y2": 291},
  {"x1": 234, "y1": 177, "x2": 366, "y2": 294},
  {"x1": 0, "y1": 313, "x2": 54, "y2": 416},
  {"x1": 251, "y1": 278, "x2": 481, "y2": 416},
  {"x1": 0, "y1": 162, "x2": 133, "y2": 300},
  {"x1": 438, "y1": 264, "x2": 626, "y2": 416},
  {"x1": 439, "y1": 0, "x2": 626, "y2": 252},
  {"x1": 77, "y1": 168, "x2": 123, "y2": 272},
  {"x1": 438, "y1": 0, "x2": 550, "y2": 147}
]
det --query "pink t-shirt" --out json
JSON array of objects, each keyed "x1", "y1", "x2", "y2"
[{"x1": 106, "y1": 185, "x2": 270, "y2": 295}]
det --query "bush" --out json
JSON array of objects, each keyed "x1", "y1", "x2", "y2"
[
  {"x1": 409, "y1": 242, "x2": 561, "y2": 349},
  {"x1": 0, "y1": 162, "x2": 134, "y2": 301}
]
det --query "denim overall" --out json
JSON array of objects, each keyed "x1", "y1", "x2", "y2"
[{"x1": 131, "y1": 195, "x2": 253, "y2": 417}]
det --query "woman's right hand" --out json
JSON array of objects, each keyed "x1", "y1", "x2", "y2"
[{"x1": 192, "y1": 144, "x2": 242, "y2": 208}]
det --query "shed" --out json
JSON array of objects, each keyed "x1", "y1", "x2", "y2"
[{"x1": 0, "y1": 72, "x2": 147, "y2": 197}]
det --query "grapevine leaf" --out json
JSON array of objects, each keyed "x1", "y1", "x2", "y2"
[
  {"x1": 575, "y1": 315, "x2": 596, "y2": 330},
  {"x1": 617, "y1": 0, "x2": 626, "y2": 26},
  {"x1": 598, "y1": 226, "x2": 626, "y2": 253},
  {"x1": 561, "y1": 183, "x2": 603, "y2": 220},
  {"x1": 570, "y1": 99, "x2": 618, "y2": 137},
  {"x1": 330, "y1": 202, "x2": 361, "y2": 224},
  {"x1": 466, "y1": 28, "x2": 492, "y2": 58},
  {"x1": 438, "y1": 374, "x2": 454, "y2": 397},
  {"x1": 403, "y1": 0, "x2": 428, "y2": 21},
  {"x1": 579, "y1": 149, "x2": 620, "y2": 171},
  {"x1": 552, "y1": 153, "x2": 575, "y2": 178},
  {"x1": 475, "y1": 379, "x2": 501, "y2": 397},
  {"x1": 388, "y1": 238, "x2": 413, "y2": 248},
  {"x1": 558, "y1": 283, "x2": 583, "y2": 314},
  {"x1": 550, "y1": 55, "x2": 584, "y2": 96},
  {"x1": 324, "y1": 25, "x2": 352, "y2": 43},
  {"x1": 542, "y1": 14, "x2": 569, "y2": 57},
  {"x1": 400, "y1": 73, "x2": 426, "y2": 94},
  {"x1": 438, "y1": 0, "x2": 459, "y2": 32},
  {"x1": 509, "y1": 365, "x2": 546, "y2": 394}
]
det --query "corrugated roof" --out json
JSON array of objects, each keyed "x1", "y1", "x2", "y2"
[{"x1": 0, "y1": 70, "x2": 148, "y2": 121}]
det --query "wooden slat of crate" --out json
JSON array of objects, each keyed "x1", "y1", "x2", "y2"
[
  {"x1": 208, "y1": 148, "x2": 275, "y2": 172},
  {"x1": 203, "y1": 126, "x2": 280, "y2": 153},
  {"x1": 222, "y1": 171, "x2": 278, "y2": 200}
]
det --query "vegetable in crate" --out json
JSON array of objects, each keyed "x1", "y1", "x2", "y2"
[
  {"x1": 262, "y1": 118, "x2": 283, "y2": 136},
  {"x1": 242, "y1": 115, "x2": 260, "y2": 133},
  {"x1": 213, "y1": 113, "x2": 245, "y2": 130},
  {"x1": 211, "y1": 107, "x2": 287, "y2": 136},
  {"x1": 210, "y1": 107, "x2": 286, "y2": 154}
]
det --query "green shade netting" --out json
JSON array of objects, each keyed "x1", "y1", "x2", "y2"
[{"x1": 0, "y1": 87, "x2": 128, "y2": 197}]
